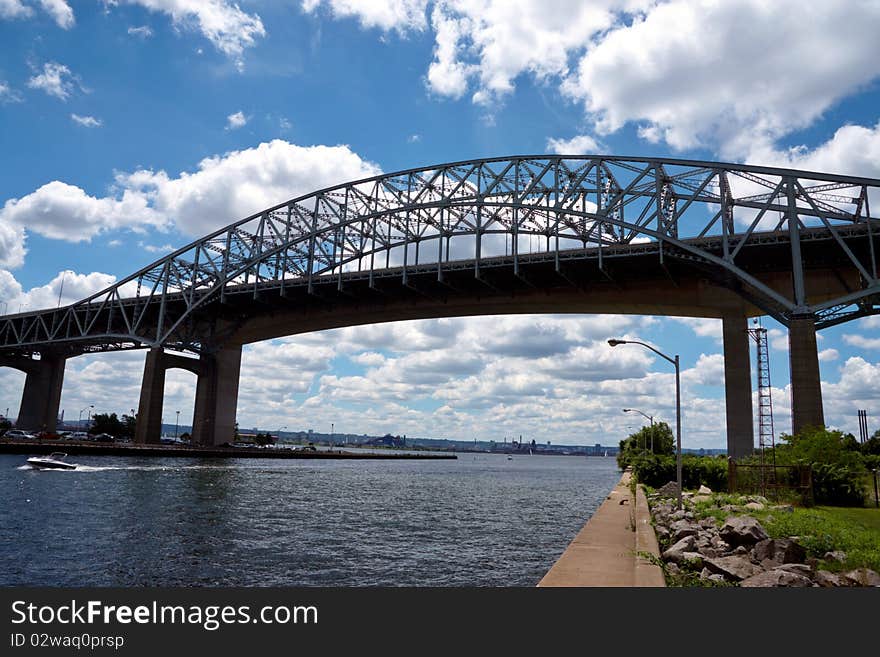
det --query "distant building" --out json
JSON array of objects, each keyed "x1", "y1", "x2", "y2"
[{"x1": 365, "y1": 433, "x2": 406, "y2": 448}]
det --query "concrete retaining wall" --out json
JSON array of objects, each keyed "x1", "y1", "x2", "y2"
[{"x1": 537, "y1": 470, "x2": 665, "y2": 587}]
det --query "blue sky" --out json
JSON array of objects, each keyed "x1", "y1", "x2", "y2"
[{"x1": 0, "y1": 0, "x2": 878, "y2": 447}]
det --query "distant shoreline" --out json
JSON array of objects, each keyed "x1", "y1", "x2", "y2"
[{"x1": 0, "y1": 440, "x2": 457, "y2": 460}]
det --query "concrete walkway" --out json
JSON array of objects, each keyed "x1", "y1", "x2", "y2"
[{"x1": 537, "y1": 470, "x2": 665, "y2": 587}]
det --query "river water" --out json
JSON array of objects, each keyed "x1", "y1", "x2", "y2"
[{"x1": 0, "y1": 452, "x2": 621, "y2": 586}]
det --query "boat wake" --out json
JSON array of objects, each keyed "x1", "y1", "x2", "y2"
[{"x1": 16, "y1": 464, "x2": 247, "y2": 473}]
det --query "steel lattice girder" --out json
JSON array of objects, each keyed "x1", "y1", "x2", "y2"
[{"x1": 1, "y1": 155, "x2": 878, "y2": 354}]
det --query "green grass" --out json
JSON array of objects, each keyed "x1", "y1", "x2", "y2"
[
  {"x1": 682, "y1": 494, "x2": 880, "y2": 572},
  {"x1": 756, "y1": 506, "x2": 880, "y2": 572}
]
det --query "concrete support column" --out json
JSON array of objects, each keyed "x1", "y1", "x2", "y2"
[
  {"x1": 789, "y1": 315, "x2": 824, "y2": 435},
  {"x1": 17, "y1": 354, "x2": 66, "y2": 433},
  {"x1": 722, "y1": 314, "x2": 754, "y2": 460},
  {"x1": 134, "y1": 347, "x2": 166, "y2": 444},
  {"x1": 192, "y1": 344, "x2": 242, "y2": 446}
]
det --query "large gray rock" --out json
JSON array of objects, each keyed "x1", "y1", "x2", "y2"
[
  {"x1": 703, "y1": 555, "x2": 764, "y2": 581},
  {"x1": 843, "y1": 568, "x2": 880, "y2": 586},
  {"x1": 814, "y1": 570, "x2": 852, "y2": 587},
  {"x1": 823, "y1": 550, "x2": 847, "y2": 563},
  {"x1": 753, "y1": 538, "x2": 806, "y2": 564},
  {"x1": 719, "y1": 516, "x2": 769, "y2": 546},
  {"x1": 656, "y1": 481, "x2": 680, "y2": 497},
  {"x1": 662, "y1": 535, "x2": 696, "y2": 563},
  {"x1": 740, "y1": 570, "x2": 813, "y2": 587},
  {"x1": 699, "y1": 567, "x2": 726, "y2": 584},
  {"x1": 773, "y1": 563, "x2": 814, "y2": 577},
  {"x1": 710, "y1": 536, "x2": 731, "y2": 553},
  {"x1": 669, "y1": 519, "x2": 700, "y2": 541},
  {"x1": 679, "y1": 552, "x2": 705, "y2": 569}
]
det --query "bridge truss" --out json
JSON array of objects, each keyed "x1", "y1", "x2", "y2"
[{"x1": 1, "y1": 155, "x2": 878, "y2": 355}]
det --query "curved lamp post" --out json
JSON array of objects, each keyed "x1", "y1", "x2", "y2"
[
  {"x1": 610, "y1": 338, "x2": 682, "y2": 510},
  {"x1": 623, "y1": 408, "x2": 655, "y2": 453}
]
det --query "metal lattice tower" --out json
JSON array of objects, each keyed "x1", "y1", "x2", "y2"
[{"x1": 749, "y1": 323, "x2": 776, "y2": 491}]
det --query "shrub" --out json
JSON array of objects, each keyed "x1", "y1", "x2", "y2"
[
  {"x1": 774, "y1": 427, "x2": 870, "y2": 506},
  {"x1": 631, "y1": 454, "x2": 728, "y2": 491},
  {"x1": 631, "y1": 454, "x2": 675, "y2": 488},
  {"x1": 811, "y1": 463, "x2": 867, "y2": 507},
  {"x1": 681, "y1": 455, "x2": 728, "y2": 491}
]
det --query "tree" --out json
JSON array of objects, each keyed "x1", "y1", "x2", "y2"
[
  {"x1": 775, "y1": 426, "x2": 868, "y2": 506},
  {"x1": 617, "y1": 421, "x2": 674, "y2": 469},
  {"x1": 120, "y1": 413, "x2": 137, "y2": 440},
  {"x1": 776, "y1": 426, "x2": 864, "y2": 469},
  {"x1": 862, "y1": 428, "x2": 880, "y2": 456},
  {"x1": 89, "y1": 412, "x2": 125, "y2": 437}
]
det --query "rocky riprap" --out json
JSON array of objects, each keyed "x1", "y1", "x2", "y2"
[{"x1": 648, "y1": 485, "x2": 880, "y2": 587}]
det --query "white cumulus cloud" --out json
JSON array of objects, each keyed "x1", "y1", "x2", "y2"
[
  {"x1": 70, "y1": 113, "x2": 102, "y2": 128},
  {"x1": 0, "y1": 180, "x2": 166, "y2": 242},
  {"x1": 26, "y1": 61, "x2": 77, "y2": 100},
  {"x1": 314, "y1": 0, "x2": 880, "y2": 160},
  {"x1": 225, "y1": 110, "x2": 247, "y2": 130},
  {"x1": 546, "y1": 134, "x2": 600, "y2": 155},
  {"x1": 37, "y1": 0, "x2": 73, "y2": 28},
  {"x1": 562, "y1": 1, "x2": 880, "y2": 158},
  {"x1": 0, "y1": 268, "x2": 136, "y2": 313},
  {"x1": 112, "y1": 0, "x2": 266, "y2": 59},
  {"x1": 0, "y1": 222, "x2": 26, "y2": 269},
  {"x1": 843, "y1": 334, "x2": 880, "y2": 351},
  {"x1": 1, "y1": 0, "x2": 71, "y2": 26},
  {"x1": 0, "y1": 0, "x2": 31, "y2": 19},
  {"x1": 127, "y1": 24, "x2": 154, "y2": 38},
  {"x1": 1, "y1": 140, "x2": 381, "y2": 244},
  {"x1": 0, "y1": 81, "x2": 22, "y2": 103},
  {"x1": 302, "y1": 0, "x2": 428, "y2": 33}
]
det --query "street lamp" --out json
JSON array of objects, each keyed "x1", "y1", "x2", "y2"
[
  {"x1": 175, "y1": 410, "x2": 180, "y2": 439},
  {"x1": 623, "y1": 408, "x2": 655, "y2": 453},
  {"x1": 610, "y1": 338, "x2": 682, "y2": 510},
  {"x1": 80, "y1": 405, "x2": 94, "y2": 426}
]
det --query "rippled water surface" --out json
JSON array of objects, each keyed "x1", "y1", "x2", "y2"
[{"x1": 0, "y1": 453, "x2": 621, "y2": 586}]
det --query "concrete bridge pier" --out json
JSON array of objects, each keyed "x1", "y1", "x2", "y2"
[
  {"x1": 134, "y1": 347, "x2": 169, "y2": 444},
  {"x1": 789, "y1": 314, "x2": 825, "y2": 435},
  {"x1": 5, "y1": 354, "x2": 66, "y2": 433},
  {"x1": 191, "y1": 345, "x2": 242, "y2": 447},
  {"x1": 722, "y1": 314, "x2": 754, "y2": 460},
  {"x1": 134, "y1": 347, "x2": 204, "y2": 444}
]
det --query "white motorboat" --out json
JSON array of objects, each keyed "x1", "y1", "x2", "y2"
[{"x1": 26, "y1": 452, "x2": 78, "y2": 470}]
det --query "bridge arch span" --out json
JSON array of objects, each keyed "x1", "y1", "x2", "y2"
[{"x1": 1, "y1": 155, "x2": 878, "y2": 451}]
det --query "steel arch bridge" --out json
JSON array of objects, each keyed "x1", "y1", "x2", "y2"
[{"x1": 1, "y1": 155, "x2": 878, "y2": 451}]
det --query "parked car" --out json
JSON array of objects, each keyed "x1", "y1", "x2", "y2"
[
  {"x1": 91, "y1": 433, "x2": 115, "y2": 442},
  {"x1": 4, "y1": 429, "x2": 36, "y2": 439}
]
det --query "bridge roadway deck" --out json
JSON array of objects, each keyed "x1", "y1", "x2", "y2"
[{"x1": 537, "y1": 470, "x2": 665, "y2": 587}]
